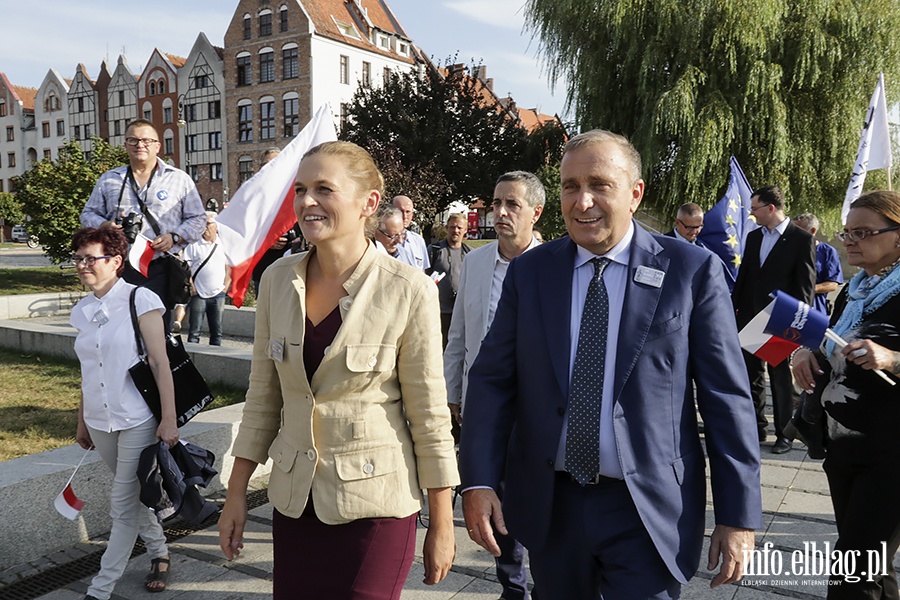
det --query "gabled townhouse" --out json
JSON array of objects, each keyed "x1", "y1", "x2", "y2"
[
  {"x1": 67, "y1": 64, "x2": 99, "y2": 156},
  {"x1": 105, "y1": 55, "x2": 138, "y2": 148},
  {"x1": 177, "y1": 32, "x2": 227, "y2": 208},
  {"x1": 222, "y1": 0, "x2": 421, "y2": 194},
  {"x1": 138, "y1": 50, "x2": 186, "y2": 166},
  {"x1": 94, "y1": 61, "x2": 113, "y2": 142},
  {"x1": 34, "y1": 68, "x2": 70, "y2": 162},
  {"x1": 0, "y1": 74, "x2": 37, "y2": 193}
]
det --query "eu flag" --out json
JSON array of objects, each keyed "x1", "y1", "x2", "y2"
[{"x1": 697, "y1": 157, "x2": 757, "y2": 289}]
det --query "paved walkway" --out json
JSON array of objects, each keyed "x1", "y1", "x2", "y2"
[{"x1": 2, "y1": 432, "x2": 882, "y2": 599}]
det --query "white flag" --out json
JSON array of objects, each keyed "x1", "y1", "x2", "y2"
[
  {"x1": 216, "y1": 104, "x2": 337, "y2": 306},
  {"x1": 842, "y1": 73, "x2": 892, "y2": 224}
]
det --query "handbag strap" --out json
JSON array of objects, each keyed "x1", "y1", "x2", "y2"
[
  {"x1": 129, "y1": 287, "x2": 147, "y2": 359},
  {"x1": 192, "y1": 243, "x2": 218, "y2": 279}
]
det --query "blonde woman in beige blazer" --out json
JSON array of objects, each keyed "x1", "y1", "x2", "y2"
[{"x1": 218, "y1": 141, "x2": 459, "y2": 599}]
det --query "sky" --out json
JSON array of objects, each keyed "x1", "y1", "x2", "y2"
[{"x1": 0, "y1": 0, "x2": 570, "y2": 120}]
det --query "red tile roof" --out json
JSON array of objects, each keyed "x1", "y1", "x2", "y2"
[
  {"x1": 165, "y1": 53, "x2": 187, "y2": 68},
  {"x1": 304, "y1": 0, "x2": 415, "y2": 64},
  {"x1": 14, "y1": 85, "x2": 37, "y2": 110}
]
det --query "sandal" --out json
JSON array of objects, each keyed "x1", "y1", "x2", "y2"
[{"x1": 144, "y1": 556, "x2": 170, "y2": 593}]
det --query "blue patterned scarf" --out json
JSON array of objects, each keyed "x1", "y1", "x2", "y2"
[{"x1": 827, "y1": 259, "x2": 900, "y2": 356}]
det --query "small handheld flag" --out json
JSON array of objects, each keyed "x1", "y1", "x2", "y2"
[
  {"x1": 128, "y1": 233, "x2": 155, "y2": 277},
  {"x1": 430, "y1": 271, "x2": 446, "y2": 284},
  {"x1": 54, "y1": 448, "x2": 91, "y2": 521}
]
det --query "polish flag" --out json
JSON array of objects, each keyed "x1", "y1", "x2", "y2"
[
  {"x1": 739, "y1": 291, "x2": 829, "y2": 366},
  {"x1": 430, "y1": 271, "x2": 446, "y2": 284},
  {"x1": 217, "y1": 104, "x2": 338, "y2": 307},
  {"x1": 54, "y1": 448, "x2": 90, "y2": 521},
  {"x1": 128, "y1": 233, "x2": 155, "y2": 277}
]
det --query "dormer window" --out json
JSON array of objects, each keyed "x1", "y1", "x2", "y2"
[
  {"x1": 377, "y1": 34, "x2": 390, "y2": 50},
  {"x1": 334, "y1": 19, "x2": 361, "y2": 40},
  {"x1": 398, "y1": 42, "x2": 409, "y2": 56}
]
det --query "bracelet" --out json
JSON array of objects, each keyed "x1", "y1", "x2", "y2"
[{"x1": 788, "y1": 347, "x2": 803, "y2": 365}]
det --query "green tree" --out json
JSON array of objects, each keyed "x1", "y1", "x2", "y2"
[
  {"x1": 341, "y1": 63, "x2": 566, "y2": 225},
  {"x1": 526, "y1": 0, "x2": 900, "y2": 218},
  {"x1": 14, "y1": 138, "x2": 127, "y2": 263},
  {"x1": 0, "y1": 192, "x2": 25, "y2": 242}
]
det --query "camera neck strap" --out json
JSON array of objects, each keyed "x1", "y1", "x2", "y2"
[{"x1": 118, "y1": 166, "x2": 162, "y2": 238}]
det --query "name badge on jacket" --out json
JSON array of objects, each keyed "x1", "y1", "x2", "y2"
[{"x1": 634, "y1": 266, "x2": 665, "y2": 288}]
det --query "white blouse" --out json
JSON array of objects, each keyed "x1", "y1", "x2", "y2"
[{"x1": 70, "y1": 278, "x2": 163, "y2": 432}]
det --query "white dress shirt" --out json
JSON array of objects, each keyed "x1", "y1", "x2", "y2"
[
  {"x1": 759, "y1": 216, "x2": 790, "y2": 266},
  {"x1": 488, "y1": 236, "x2": 542, "y2": 326},
  {"x1": 554, "y1": 222, "x2": 635, "y2": 479},
  {"x1": 396, "y1": 229, "x2": 430, "y2": 270},
  {"x1": 70, "y1": 278, "x2": 162, "y2": 432},
  {"x1": 183, "y1": 237, "x2": 228, "y2": 298}
]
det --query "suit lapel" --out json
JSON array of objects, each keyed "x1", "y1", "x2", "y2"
[
  {"x1": 478, "y1": 247, "x2": 498, "y2": 339},
  {"x1": 614, "y1": 228, "x2": 667, "y2": 403},
  {"x1": 542, "y1": 239, "x2": 576, "y2": 397}
]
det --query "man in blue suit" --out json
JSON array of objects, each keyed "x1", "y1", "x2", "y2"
[{"x1": 459, "y1": 130, "x2": 762, "y2": 599}]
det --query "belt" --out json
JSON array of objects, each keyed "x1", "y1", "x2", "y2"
[{"x1": 559, "y1": 471, "x2": 624, "y2": 486}]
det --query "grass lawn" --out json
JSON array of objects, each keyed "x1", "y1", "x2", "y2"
[
  {"x1": 0, "y1": 267, "x2": 85, "y2": 295},
  {"x1": 0, "y1": 347, "x2": 247, "y2": 462}
]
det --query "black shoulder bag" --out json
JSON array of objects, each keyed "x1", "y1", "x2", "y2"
[{"x1": 127, "y1": 288, "x2": 215, "y2": 427}]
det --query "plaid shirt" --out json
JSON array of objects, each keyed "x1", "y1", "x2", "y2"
[{"x1": 81, "y1": 158, "x2": 207, "y2": 256}]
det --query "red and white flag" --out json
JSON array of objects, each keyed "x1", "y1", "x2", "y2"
[
  {"x1": 128, "y1": 233, "x2": 155, "y2": 277},
  {"x1": 739, "y1": 301, "x2": 799, "y2": 366},
  {"x1": 217, "y1": 104, "x2": 338, "y2": 307},
  {"x1": 54, "y1": 448, "x2": 90, "y2": 521}
]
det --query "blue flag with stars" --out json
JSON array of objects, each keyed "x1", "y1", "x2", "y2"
[{"x1": 697, "y1": 157, "x2": 757, "y2": 290}]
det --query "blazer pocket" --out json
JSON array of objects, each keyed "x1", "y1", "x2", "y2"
[
  {"x1": 646, "y1": 313, "x2": 684, "y2": 341},
  {"x1": 345, "y1": 344, "x2": 397, "y2": 373},
  {"x1": 267, "y1": 436, "x2": 301, "y2": 512},
  {"x1": 334, "y1": 445, "x2": 402, "y2": 519}
]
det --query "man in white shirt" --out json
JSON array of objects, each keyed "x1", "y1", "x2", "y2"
[
  {"x1": 444, "y1": 171, "x2": 544, "y2": 600},
  {"x1": 392, "y1": 195, "x2": 430, "y2": 270},
  {"x1": 183, "y1": 212, "x2": 231, "y2": 346}
]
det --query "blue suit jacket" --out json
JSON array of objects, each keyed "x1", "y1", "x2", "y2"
[{"x1": 459, "y1": 225, "x2": 762, "y2": 583}]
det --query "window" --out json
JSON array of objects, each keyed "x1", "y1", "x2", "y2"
[
  {"x1": 211, "y1": 163, "x2": 223, "y2": 181},
  {"x1": 260, "y1": 100, "x2": 275, "y2": 140},
  {"x1": 194, "y1": 74, "x2": 209, "y2": 89},
  {"x1": 238, "y1": 104, "x2": 253, "y2": 142},
  {"x1": 209, "y1": 131, "x2": 222, "y2": 149},
  {"x1": 45, "y1": 95, "x2": 60, "y2": 111},
  {"x1": 243, "y1": 15, "x2": 252, "y2": 39},
  {"x1": 56, "y1": 120, "x2": 65, "y2": 136},
  {"x1": 384, "y1": 66, "x2": 392, "y2": 85},
  {"x1": 6, "y1": 126, "x2": 13, "y2": 142},
  {"x1": 143, "y1": 109, "x2": 152, "y2": 120},
  {"x1": 260, "y1": 51, "x2": 275, "y2": 83},
  {"x1": 398, "y1": 42, "x2": 409, "y2": 56},
  {"x1": 160, "y1": 107, "x2": 171, "y2": 123},
  {"x1": 113, "y1": 120, "x2": 121, "y2": 136},
  {"x1": 184, "y1": 104, "x2": 197, "y2": 122},
  {"x1": 0, "y1": 180, "x2": 4, "y2": 193},
  {"x1": 189, "y1": 165, "x2": 200, "y2": 181},
  {"x1": 84, "y1": 124, "x2": 91, "y2": 138},
  {"x1": 159, "y1": 80, "x2": 166, "y2": 95},
  {"x1": 83, "y1": 151, "x2": 92, "y2": 162},
  {"x1": 259, "y1": 12, "x2": 273, "y2": 36},
  {"x1": 378, "y1": 34, "x2": 390, "y2": 50},
  {"x1": 77, "y1": 97, "x2": 85, "y2": 113},
  {"x1": 362, "y1": 62, "x2": 371, "y2": 88},
  {"x1": 7, "y1": 153, "x2": 15, "y2": 168},
  {"x1": 283, "y1": 46, "x2": 298, "y2": 79},
  {"x1": 239, "y1": 157, "x2": 253, "y2": 184},
  {"x1": 208, "y1": 100, "x2": 221, "y2": 119},
  {"x1": 43, "y1": 149, "x2": 51, "y2": 160},
  {"x1": 0, "y1": 100, "x2": 6, "y2": 117},
  {"x1": 283, "y1": 97, "x2": 298, "y2": 137},
  {"x1": 280, "y1": 7, "x2": 288, "y2": 31},
  {"x1": 339, "y1": 103, "x2": 349, "y2": 132},
  {"x1": 164, "y1": 137, "x2": 174, "y2": 155},
  {"x1": 237, "y1": 54, "x2": 252, "y2": 86},
  {"x1": 187, "y1": 134, "x2": 199, "y2": 152},
  {"x1": 42, "y1": 122, "x2": 50, "y2": 138},
  {"x1": 103, "y1": 109, "x2": 108, "y2": 122},
  {"x1": 339, "y1": 55, "x2": 349, "y2": 85},
  {"x1": 118, "y1": 90, "x2": 125, "y2": 106},
  {"x1": 73, "y1": 125, "x2": 81, "y2": 140},
  {"x1": 150, "y1": 82, "x2": 156, "y2": 95}
]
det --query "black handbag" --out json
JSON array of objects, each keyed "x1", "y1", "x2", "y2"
[
  {"x1": 127, "y1": 288, "x2": 214, "y2": 426},
  {"x1": 161, "y1": 254, "x2": 192, "y2": 307}
]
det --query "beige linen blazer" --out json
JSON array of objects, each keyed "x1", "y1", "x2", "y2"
[{"x1": 232, "y1": 243, "x2": 460, "y2": 523}]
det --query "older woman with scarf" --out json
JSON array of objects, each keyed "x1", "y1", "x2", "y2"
[{"x1": 792, "y1": 190, "x2": 900, "y2": 599}]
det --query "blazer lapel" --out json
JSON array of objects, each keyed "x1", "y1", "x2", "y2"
[
  {"x1": 614, "y1": 228, "x2": 667, "y2": 403},
  {"x1": 542, "y1": 239, "x2": 576, "y2": 398}
]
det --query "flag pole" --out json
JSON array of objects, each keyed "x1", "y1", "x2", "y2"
[{"x1": 823, "y1": 329, "x2": 895, "y2": 385}]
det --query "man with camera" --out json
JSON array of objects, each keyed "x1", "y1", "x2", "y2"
[{"x1": 81, "y1": 119, "x2": 207, "y2": 317}]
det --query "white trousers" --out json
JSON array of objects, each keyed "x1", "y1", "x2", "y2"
[{"x1": 86, "y1": 418, "x2": 168, "y2": 600}]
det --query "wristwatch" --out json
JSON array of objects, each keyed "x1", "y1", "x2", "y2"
[{"x1": 171, "y1": 233, "x2": 181, "y2": 244}]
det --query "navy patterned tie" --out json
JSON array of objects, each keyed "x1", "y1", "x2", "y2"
[{"x1": 565, "y1": 257, "x2": 610, "y2": 485}]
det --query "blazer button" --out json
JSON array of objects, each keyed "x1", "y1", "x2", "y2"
[
  {"x1": 557, "y1": 407, "x2": 565, "y2": 416},
  {"x1": 363, "y1": 462, "x2": 374, "y2": 474},
  {"x1": 546, "y1": 458, "x2": 554, "y2": 468},
  {"x1": 306, "y1": 449, "x2": 316, "y2": 461},
  {"x1": 306, "y1": 394, "x2": 313, "y2": 405}
]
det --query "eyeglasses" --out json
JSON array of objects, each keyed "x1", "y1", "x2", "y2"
[
  {"x1": 72, "y1": 255, "x2": 113, "y2": 267},
  {"x1": 124, "y1": 137, "x2": 159, "y2": 147},
  {"x1": 675, "y1": 219, "x2": 703, "y2": 231},
  {"x1": 749, "y1": 203, "x2": 770, "y2": 213},
  {"x1": 837, "y1": 225, "x2": 900, "y2": 242},
  {"x1": 377, "y1": 228, "x2": 406, "y2": 244}
]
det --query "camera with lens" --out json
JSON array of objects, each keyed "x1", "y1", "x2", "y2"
[{"x1": 116, "y1": 212, "x2": 144, "y2": 244}]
